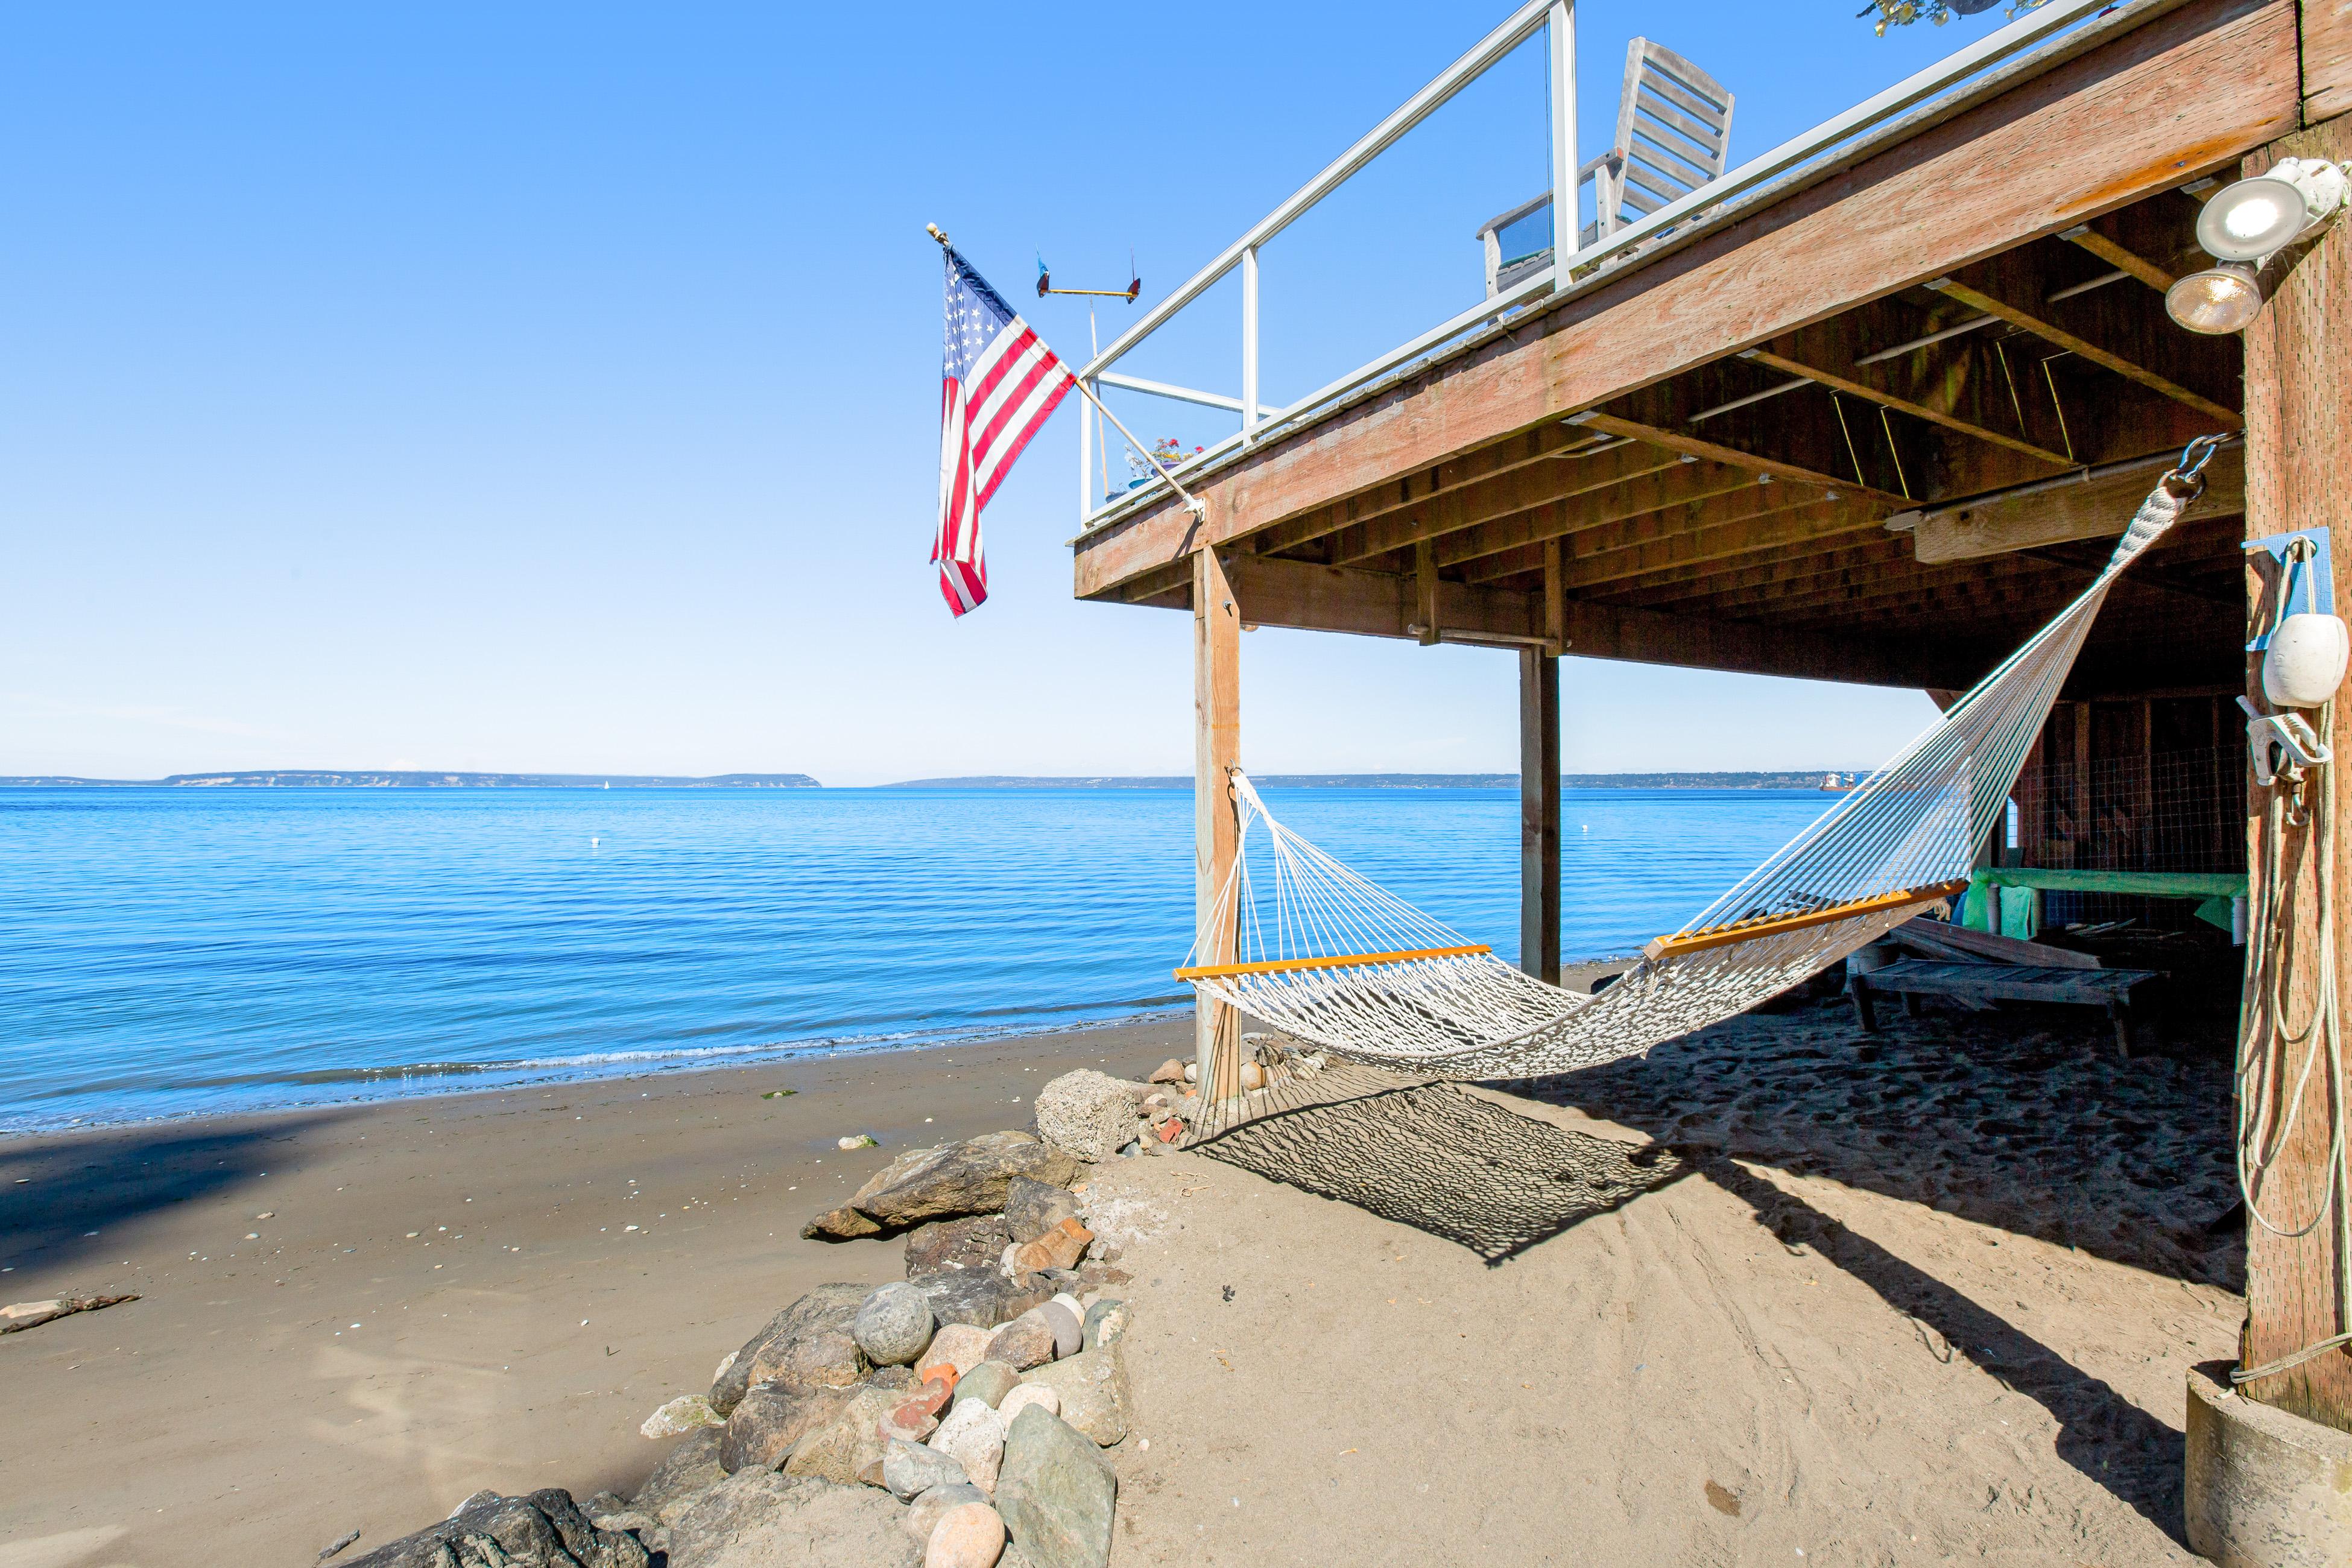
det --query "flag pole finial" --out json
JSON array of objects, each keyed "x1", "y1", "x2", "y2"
[{"x1": 926, "y1": 223, "x2": 952, "y2": 250}]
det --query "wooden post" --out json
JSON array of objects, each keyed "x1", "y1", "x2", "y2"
[
  {"x1": 1519, "y1": 646, "x2": 1561, "y2": 985},
  {"x1": 2238, "y1": 112, "x2": 2352, "y2": 1435},
  {"x1": 1193, "y1": 547, "x2": 1244, "y2": 1104}
]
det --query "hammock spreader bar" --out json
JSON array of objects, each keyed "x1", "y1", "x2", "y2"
[
  {"x1": 1175, "y1": 943, "x2": 1493, "y2": 982},
  {"x1": 1640, "y1": 877, "x2": 1971, "y2": 960}
]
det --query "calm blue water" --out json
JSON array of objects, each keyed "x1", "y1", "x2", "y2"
[{"x1": 0, "y1": 787, "x2": 1838, "y2": 1131}]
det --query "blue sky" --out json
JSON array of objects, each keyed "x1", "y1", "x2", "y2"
[{"x1": 0, "y1": 3, "x2": 2045, "y2": 784}]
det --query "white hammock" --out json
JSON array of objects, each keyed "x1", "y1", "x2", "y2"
[{"x1": 1178, "y1": 454, "x2": 2212, "y2": 1084}]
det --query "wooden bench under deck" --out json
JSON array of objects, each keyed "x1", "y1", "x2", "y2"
[{"x1": 1846, "y1": 959, "x2": 2163, "y2": 1060}]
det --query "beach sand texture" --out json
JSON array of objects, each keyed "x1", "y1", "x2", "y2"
[{"x1": 0, "y1": 1000, "x2": 2238, "y2": 1566}]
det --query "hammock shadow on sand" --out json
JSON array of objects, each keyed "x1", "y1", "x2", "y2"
[{"x1": 1190, "y1": 1076, "x2": 1693, "y2": 1265}]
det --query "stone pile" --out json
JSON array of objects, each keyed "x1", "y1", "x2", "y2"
[{"x1": 346, "y1": 1069, "x2": 1159, "y2": 1568}]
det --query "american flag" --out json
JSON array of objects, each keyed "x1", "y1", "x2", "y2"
[{"x1": 934, "y1": 245, "x2": 1076, "y2": 615}]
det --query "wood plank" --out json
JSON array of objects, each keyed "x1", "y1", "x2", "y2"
[
  {"x1": 1327, "y1": 447, "x2": 1685, "y2": 566},
  {"x1": 1520, "y1": 650, "x2": 1561, "y2": 986},
  {"x1": 1250, "y1": 422, "x2": 1603, "y2": 559},
  {"x1": 1554, "y1": 499, "x2": 1887, "y2": 591},
  {"x1": 2060, "y1": 223, "x2": 2178, "y2": 291},
  {"x1": 2306, "y1": 0, "x2": 2352, "y2": 121},
  {"x1": 2237, "y1": 112, "x2": 2352, "y2": 1434},
  {"x1": 1568, "y1": 412, "x2": 1905, "y2": 502},
  {"x1": 1929, "y1": 271, "x2": 2243, "y2": 426},
  {"x1": 1902, "y1": 443, "x2": 2248, "y2": 562},
  {"x1": 1193, "y1": 548, "x2": 1242, "y2": 1101},
  {"x1": 1745, "y1": 345, "x2": 2077, "y2": 467},
  {"x1": 1433, "y1": 461, "x2": 1778, "y2": 572},
  {"x1": 1455, "y1": 480, "x2": 1827, "y2": 584},
  {"x1": 1895, "y1": 914, "x2": 2103, "y2": 968},
  {"x1": 1071, "y1": 0, "x2": 2297, "y2": 600}
]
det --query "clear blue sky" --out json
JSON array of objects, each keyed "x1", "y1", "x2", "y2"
[{"x1": 0, "y1": 3, "x2": 2044, "y2": 784}]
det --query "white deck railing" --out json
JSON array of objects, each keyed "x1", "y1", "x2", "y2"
[{"x1": 1072, "y1": 0, "x2": 2116, "y2": 536}]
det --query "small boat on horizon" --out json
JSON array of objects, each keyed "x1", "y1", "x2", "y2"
[{"x1": 1819, "y1": 773, "x2": 1859, "y2": 792}]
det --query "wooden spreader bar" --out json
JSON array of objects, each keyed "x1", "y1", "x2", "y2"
[
  {"x1": 1641, "y1": 879, "x2": 1972, "y2": 960},
  {"x1": 1174, "y1": 943, "x2": 1493, "y2": 982}
]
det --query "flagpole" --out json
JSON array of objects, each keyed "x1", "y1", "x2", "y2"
[{"x1": 928, "y1": 224, "x2": 1207, "y2": 523}]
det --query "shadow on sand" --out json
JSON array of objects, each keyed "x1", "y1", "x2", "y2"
[{"x1": 0, "y1": 1112, "x2": 352, "y2": 1277}]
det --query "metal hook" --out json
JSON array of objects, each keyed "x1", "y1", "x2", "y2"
[{"x1": 2177, "y1": 433, "x2": 2226, "y2": 482}]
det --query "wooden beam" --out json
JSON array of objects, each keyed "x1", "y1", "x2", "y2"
[
  {"x1": 1413, "y1": 540, "x2": 1439, "y2": 645},
  {"x1": 2058, "y1": 223, "x2": 2178, "y2": 292},
  {"x1": 1555, "y1": 499, "x2": 1886, "y2": 592},
  {"x1": 1193, "y1": 548, "x2": 1242, "y2": 1102},
  {"x1": 1250, "y1": 420, "x2": 1602, "y2": 559},
  {"x1": 1623, "y1": 537, "x2": 1921, "y2": 610},
  {"x1": 1928, "y1": 269, "x2": 2243, "y2": 426},
  {"x1": 1433, "y1": 461, "x2": 1773, "y2": 573},
  {"x1": 1326, "y1": 446, "x2": 1683, "y2": 566},
  {"x1": 1072, "y1": 0, "x2": 2297, "y2": 599},
  {"x1": 2304, "y1": 0, "x2": 2352, "y2": 121},
  {"x1": 2236, "y1": 112, "x2": 2352, "y2": 1437},
  {"x1": 1458, "y1": 484, "x2": 1835, "y2": 586},
  {"x1": 1519, "y1": 648, "x2": 1561, "y2": 987},
  {"x1": 1900, "y1": 443, "x2": 2248, "y2": 561},
  {"x1": 1744, "y1": 346, "x2": 2076, "y2": 467},
  {"x1": 1570, "y1": 412, "x2": 1905, "y2": 502}
]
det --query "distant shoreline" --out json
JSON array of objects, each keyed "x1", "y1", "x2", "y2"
[
  {"x1": 0, "y1": 769, "x2": 1867, "y2": 791},
  {"x1": 0, "y1": 770, "x2": 820, "y2": 789}
]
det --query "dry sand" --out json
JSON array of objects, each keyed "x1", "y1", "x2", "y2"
[{"x1": 1, "y1": 996, "x2": 2243, "y2": 1567}]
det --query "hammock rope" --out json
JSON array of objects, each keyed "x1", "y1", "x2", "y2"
[{"x1": 1178, "y1": 451, "x2": 2211, "y2": 1094}]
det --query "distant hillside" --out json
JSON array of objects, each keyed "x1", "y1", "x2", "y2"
[
  {"x1": 884, "y1": 772, "x2": 1858, "y2": 790},
  {"x1": 0, "y1": 771, "x2": 821, "y2": 789}
]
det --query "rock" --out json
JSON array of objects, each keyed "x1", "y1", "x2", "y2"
[
  {"x1": 642, "y1": 1393, "x2": 724, "y2": 1439},
  {"x1": 905, "y1": 1215, "x2": 1011, "y2": 1276},
  {"x1": 912, "y1": 1269, "x2": 1051, "y2": 1330},
  {"x1": 1182, "y1": 1062, "x2": 1197, "y2": 1083},
  {"x1": 781, "y1": 1385, "x2": 901, "y2": 1486},
  {"x1": 996, "y1": 1408, "x2": 1116, "y2": 1568},
  {"x1": 1152, "y1": 1118, "x2": 1183, "y2": 1144},
  {"x1": 665, "y1": 1470, "x2": 920, "y2": 1568},
  {"x1": 719, "y1": 1382, "x2": 855, "y2": 1475},
  {"x1": 848, "y1": 1134, "x2": 1083, "y2": 1233},
  {"x1": 984, "y1": 1310, "x2": 1057, "y2": 1371},
  {"x1": 997, "y1": 1384, "x2": 1059, "y2": 1421},
  {"x1": 925, "y1": 1500, "x2": 1007, "y2": 1568},
  {"x1": 905, "y1": 1482, "x2": 987, "y2": 1544},
  {"x1": 1072, "y1": 1263, "x2": 1130, "y2": 1294},
  {"x1": 1011, "y1": 1219, "x2": 1092, "y2": 1275},
  {"x1": 346, "y1": 1489, "x2": 649, "y2": 1568},
  {"x1": 800, "y1": 1204, "x2": 885, "y2": 1241},
  {"x1": 1002, "y1": 1177, "x2": 1083, "y2": 1245},
  {"x1": 885, "y1": 1437, "x2": 973, "y2": 1502},
  {"x1": 953, "y1": 1360, "x2": 1020, "y2": 1411},
  {"x1": 710, "y1": 1284, "x2": 871, "y2": 1415},
  {"x1": 1239, "y1": 1061, "x2": 1266, "y2": 1090},
  {"x1": 879, "y1": 1399, "x2": 940, "y2": 1446},
  {"x1": 928, "y1": 1397, "x2": 1008, "y2": 1494},
  {"x1": 1037, "y1": 1301, "x2": 1081, "y2": 1360},
  {"x1": 712, "y1": 1350, "x2": 739, "y2": 1384},
  {"x1": 902, "y1": 1377, "x2": 955, "y2": 1424},
  {"x1": 1015, "y1": 1346, "x2": 1131, "y2": 1447},
  {"x1": 855, "y1": 1282, "x2": 938, "y2": 1367},
  {"x1": 917, "y1": 1321, "x2": 993, "y2": 1380},
  {"x1": 866, "y1": 1364, "x2": 920, "y2": 1396},
  {"x1": 633, "y1": 1428, "x2": 727, "y2": 1518},
  {"x1": 1078, "y1": 1300, "x2": 1129, "y2": 1353},
  {"x1": 1033, "y1": 1072, "x2": 1145, "y2": 1162},
  {"x1": 1148, "y1": 1058, "x2": 1186, "y2": 1084}
]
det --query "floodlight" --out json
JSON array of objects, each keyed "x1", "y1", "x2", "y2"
[
  {"x1": 2194, "y1": 157, "x2": 2348, "y2": 262},
  {"x1": 2165, "y1": 262, "x2": 2264, "y2": 335}
]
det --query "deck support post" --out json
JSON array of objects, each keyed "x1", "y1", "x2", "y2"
[
  {"x1": 1193, "y1": 547, "x2": 1244, "y2": 1104},
  {"x1": 1519, "y1": 646, "x2": 1561, "y2": 985},
  {"x1": 2189, "y1": 109, "x2": 2352, "y2": 1567}
]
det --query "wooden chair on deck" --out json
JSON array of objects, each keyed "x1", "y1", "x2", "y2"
[{"x1": 1479, "y1": 39, "x2": 1736, "y2": 297}]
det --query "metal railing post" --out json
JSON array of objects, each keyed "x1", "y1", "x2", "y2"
[
  {"x1": 1241, "y1": 245, "x2": 1260, "y2": 440},
  {"x1": 1078, "y1": 383, "x2": 1095, "y2": 518},
  {"x1": 1547, "y1": 0, "x2": 1577, "y2": 282}
]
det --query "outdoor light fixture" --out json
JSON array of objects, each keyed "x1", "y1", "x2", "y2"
[
  {"x1": 2167, "y1": 158, "x2": 2348, "y2": 334},
  {"x1": 2164, "y1": 261, "x2": 2265, "y2": 334}
]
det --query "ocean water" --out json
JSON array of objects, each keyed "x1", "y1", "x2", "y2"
[{"x1": 0, "y1": 786, "x2": 1839, "y2": 1132}]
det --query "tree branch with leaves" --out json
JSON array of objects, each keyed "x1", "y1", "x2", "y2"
[{"x1": 1856, "y1": 0, "x2": 2047, "y2": 35}]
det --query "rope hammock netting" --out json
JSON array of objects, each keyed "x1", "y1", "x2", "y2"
[{"x1": 1174, "y1": 447, "x2": 2219, "y2": 1118}]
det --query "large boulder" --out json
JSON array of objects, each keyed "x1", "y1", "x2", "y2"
[
  {"x1": 1015, "y1": 1346, "x2": 1131, "y2": 1447},
  {"x1": 904, "y1": 1215, "x2": 1011, "y2": 1275},
  {"x1": 780, "y1": 1385, "x2": 901, "y2": 1486},
  {"x1": 1001, "y1": 1177, "x2": 1083, "y2": 1245},
  {"x1": 905, "y1": 1482, "x2": 987, "y2": 1545},
  {"x1": 719, "y1": 1383, "x2": 856, "y2": 1475},
  {"x1": 634, "y1": 1427, "x2": 727, "y2": 1516},
  {"x1": 346, "y1": 1489, "x2": 649, "y2": 1568},
  {"x1": 911, "y1": 1269, "x2": 1051, "y2": 1330},
  {"x1": 806, "y1": 1134, "x2": 1083, "y2": 1241},
  {"x1": 996, "y1": 1408, "x2": 1116, "y2": 1568},
  {"x1": 1032, "y1": 1073, "x2": 1145, "y2": 1163},
  {"x1": 666, "y1": 1470, "x2": 919, "y2": 1568},
  {"x1": 710, "y1": 1285, "x2": 871, "y2": 1415},
  {"x1": 883, "y1": 1437, "x2": 970, "y2": 1502}
]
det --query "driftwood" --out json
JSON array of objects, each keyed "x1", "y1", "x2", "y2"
[{"x1": 0, "y1": 1293, "x2": 138, "y2": 1334}]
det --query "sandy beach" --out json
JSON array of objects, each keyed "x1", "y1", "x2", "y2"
[{"x1": 1, "y1": 993, "x2": 2243, "y2": 1567}]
